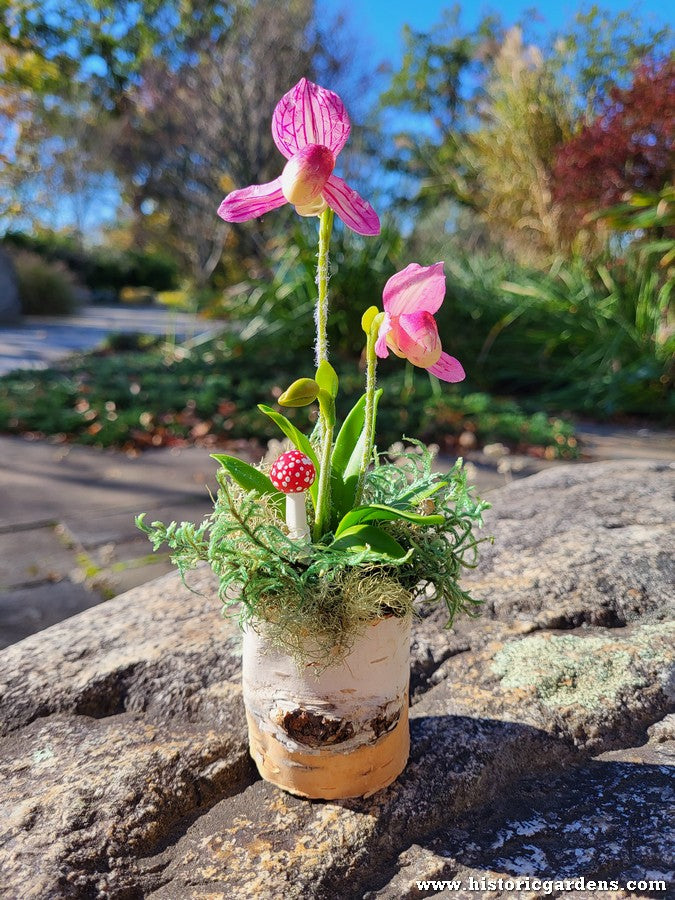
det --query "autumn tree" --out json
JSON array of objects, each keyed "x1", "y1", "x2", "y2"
[
  {"x1": 382, "y1": 6, "x2": 672, "y2": 266},
  {"x1": 552, "y1": 58, "x2": 675, "y2": 218}
]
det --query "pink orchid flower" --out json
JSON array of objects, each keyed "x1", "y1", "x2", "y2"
[
  {"x1": 217, "y1": 78, "x2": 380, "y2": 236},
  {"x1": 375, "y1": 262, "x2": 465, "y2": 382}
]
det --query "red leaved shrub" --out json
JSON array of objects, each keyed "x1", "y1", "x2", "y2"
[{"x1": 553, "y1": 59, "x2": 674, "y2": 216}]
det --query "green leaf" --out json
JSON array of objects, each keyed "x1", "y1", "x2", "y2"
[
  {"x1": 330, "y1": 389, "x2": 382, "y2": 522},
  {"x1": 257, "y1": 405, "x2": 319, "y2": 507},
  {"x1": 329, "y1": 524, "x2": 412, "y2": 561},
  {"x1": 315, "y1": 359, "x2": 339, "y2": 399},
  {"x1": 335, "y1": 503, "x2": 444, "y2": 536},
  {"x1": 331, "y1": 393, "x2": 367, "y2": 478},
  {"x1": 210, "y1": 454, "x2": 284, "y2": 511},
  {"x1": 395, "y1": 480, "x2": 448, "y2": 508}
]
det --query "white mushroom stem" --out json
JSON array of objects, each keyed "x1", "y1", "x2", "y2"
[{"x1": 286, "y1": 492, "x2": 310, "y2": 541}]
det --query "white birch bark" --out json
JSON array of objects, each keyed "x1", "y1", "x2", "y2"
[{"x1": 242, "y1": 615, "x2": 411, "y2": 799}]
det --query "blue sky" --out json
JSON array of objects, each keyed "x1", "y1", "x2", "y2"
[{"x1": 327, "y1": 0, "x2": 672, "y2": 67}]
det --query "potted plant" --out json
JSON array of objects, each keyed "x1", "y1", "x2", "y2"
[{"x1": 138, "y1": 78, "x2": 488, "y2": 800}]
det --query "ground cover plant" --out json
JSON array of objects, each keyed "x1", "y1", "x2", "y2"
[{"x1": 0, "y1": 331, "x2": 578, "y2": 458}]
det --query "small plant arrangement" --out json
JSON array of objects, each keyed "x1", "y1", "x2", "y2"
[{"x1": 137, "y1": 79, "x2": 488, "y2": 798}]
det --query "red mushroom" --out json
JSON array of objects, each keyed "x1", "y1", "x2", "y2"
[{"x1": 269, "y1": 450, "x2": 316, "y2": 541}]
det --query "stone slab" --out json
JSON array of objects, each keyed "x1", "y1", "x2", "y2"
[
  {"x1": 0, "y1": 462, "x2": 672, "y2": 898},
  {"x1": 0, "y1": 304, "x2": 216, "y2": 376},
  {"x1": 0, "y1": 579, "x2": 102, "y2": 650},
  {"x1": 62, "y1": 501, "x2": 217, "y2": 550},
  {"x1": 0, "y1": 525, "x2": 76, "y2": 590},
  {"x1": 0, "y1": 435, "x2": 228, "y2": 531},
  {"x1": 460, "y1": 459, "x2": 675, "y2": 629},
  {"x1": 369, "y1": 720, "x2": 675, "y2": 899}
]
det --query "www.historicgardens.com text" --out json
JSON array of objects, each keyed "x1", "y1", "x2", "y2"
[{"x1": 415, "y1": 876, "x2": 668, "y2": 893}]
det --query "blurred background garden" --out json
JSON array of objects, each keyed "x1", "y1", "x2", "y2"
[{"x1": 0, "y1": 0, "x2": 672, "y2": 461}]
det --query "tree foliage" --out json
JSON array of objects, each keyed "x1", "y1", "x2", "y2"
[
  {"x1": 553, "y1": 59, "x2": 675, "y2": 217},
  {"x1": 382, "y1": 6, "x2": 673, "y2": 266},
  {"x1": 0, "y1": 0, "x2": 368, "y2": 282},
  {"x1": 110, "y1": 0, "x2": 317, "y2": 283}
]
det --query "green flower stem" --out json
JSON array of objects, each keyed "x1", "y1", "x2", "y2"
[
  {"x1": 313, "y1": 415, "x2": 334, "y2": 540},
  {"x1": 312, "y1": 208, "x2": 334, "y2": 539},
  {"x1": 354, "y1": 326, "x2": 378, "y2": 506},
  {"x1": 315, "y1": 207, "x2": 334, "y2": 367}
]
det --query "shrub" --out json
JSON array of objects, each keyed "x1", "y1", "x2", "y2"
[
  {"x1": 0, "y1": 334, "x2": 578, "y2": 458},
  {"x1": 12, "y1": 251, "x2": 77, "y2": 316},
  {"x1": 411, "y1": 247, "x2": 673, "y2": 420},
  {"x1": 553, "y1": 59, "x2": 675, "y2": 218},
  {"x1": 1, "y1": 231, "x2": 180, "y2": 294},
  {"x1": 216, "y1": 222, "x2": 403, "y2": 357}
]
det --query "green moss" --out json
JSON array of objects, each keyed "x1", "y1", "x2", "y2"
[
  {"x1": 75, "y1": 552, "x2": 101, "y2": 580},
  {"x1": 138, "y1": 447, "x2": 490, "y2": 665},
  {"x1": 492, "y1": 624, "x2": 675, "y2": 711}
]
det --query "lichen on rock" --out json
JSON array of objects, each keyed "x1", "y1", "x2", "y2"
[{"x1": 491, "y1": 624, "x2": 675, "y2": 711}]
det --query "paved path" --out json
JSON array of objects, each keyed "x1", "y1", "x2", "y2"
[
  {"x1": 0, "y1": 423, "x2": 672, "y2": 650},
  {"x1": 0, "y1": 305, "x2": 215, "y2": 375},
  {"x1": 0, "y1": 437, "x2": 226, "y2": 648}
]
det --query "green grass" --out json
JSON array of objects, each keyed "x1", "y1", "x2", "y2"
[{"x1": 0, "y1": 333, "x2": 578, "y2": 458}]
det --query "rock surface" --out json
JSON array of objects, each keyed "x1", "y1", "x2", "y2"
[
  {"x1": 0, "y1": 460, "x2": 673, "y2": 899},
  {"x1": 0, "y1": 247, "x2": 20, "y2": 324}
]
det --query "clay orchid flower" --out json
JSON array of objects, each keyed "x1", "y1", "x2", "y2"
[
  {"x1": 375, "y1": 262, "x2": 465, "y2": 382},
  {"x1": 217, "y1": 78, "x2": 380, "y2": 236}
]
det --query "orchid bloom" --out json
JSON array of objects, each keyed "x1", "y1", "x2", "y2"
[
  {"x1": 217, "y1": 78, "x2": 380, "y2": 236},
  {"x1": 375, "y1": 262, "x2": 465, "y2": 382}
]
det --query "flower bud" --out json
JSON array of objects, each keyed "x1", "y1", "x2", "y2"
[
  {"x1": 278, "y1": 378, "x2": 320, "y2": 407},
  {"x1": 361, "y1": 306, "x2": 381, "y2": 335}
]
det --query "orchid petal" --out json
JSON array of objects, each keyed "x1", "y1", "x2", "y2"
[
  {"x1": 427, "y1": 351, "x2": 466, "y2": 383},
  {"x1": 375, "y1": 313, "x2": 392, "y2": 358},
  {"x1": 217, "y1": 178, "x2": 287, "y2": 223},
  {"x1": 394, "y1": 311, "x2": 442, "y2": 368},
  {"x1": 382, "y1": 262, "x2": 446, "y2": 317},
  {"x1": 272, "y1": 78, "x2": 351, "y2": 160},
  {"x1": 322, "y1": 175, "x2": 380, "y2": 236}
]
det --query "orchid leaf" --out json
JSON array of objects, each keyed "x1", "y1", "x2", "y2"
[
  {"x1": 328, "y1": 524, "x2": 412, "y2": 561},
  {"x1": 335, "y1": 503, "x2": 444, "y2": 537},
  {"x1": 330, "y1": 389, "x2": 382, "y2": 523},
  {"x1": 331, "y1": 393, "x2": 367, "y2": 478},
  {"x1": 210, "y1": 454, "x2": 284, "y2": 511},
  {"x1": 257, "y1": 405, "x2": 319, "y2": 507}
]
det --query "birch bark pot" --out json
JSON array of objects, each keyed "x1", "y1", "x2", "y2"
[{"x1": 241, "y1": 615, "x2": 411, "y2": 800}]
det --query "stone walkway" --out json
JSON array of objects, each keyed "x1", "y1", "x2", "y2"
[
  {"x1": 0, "y1": 424, "x2": 672, "y2": 650},
  {"x1": 0, "y1": 436, "x2": 225, "y2": 649},
  {"x1": 0, "y1": 304, "x2": 214, "y2": 375}
]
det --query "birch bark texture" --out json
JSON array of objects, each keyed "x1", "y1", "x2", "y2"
[{"x1": 242, "y1": 615, "x2": 411, "y2": 799}]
